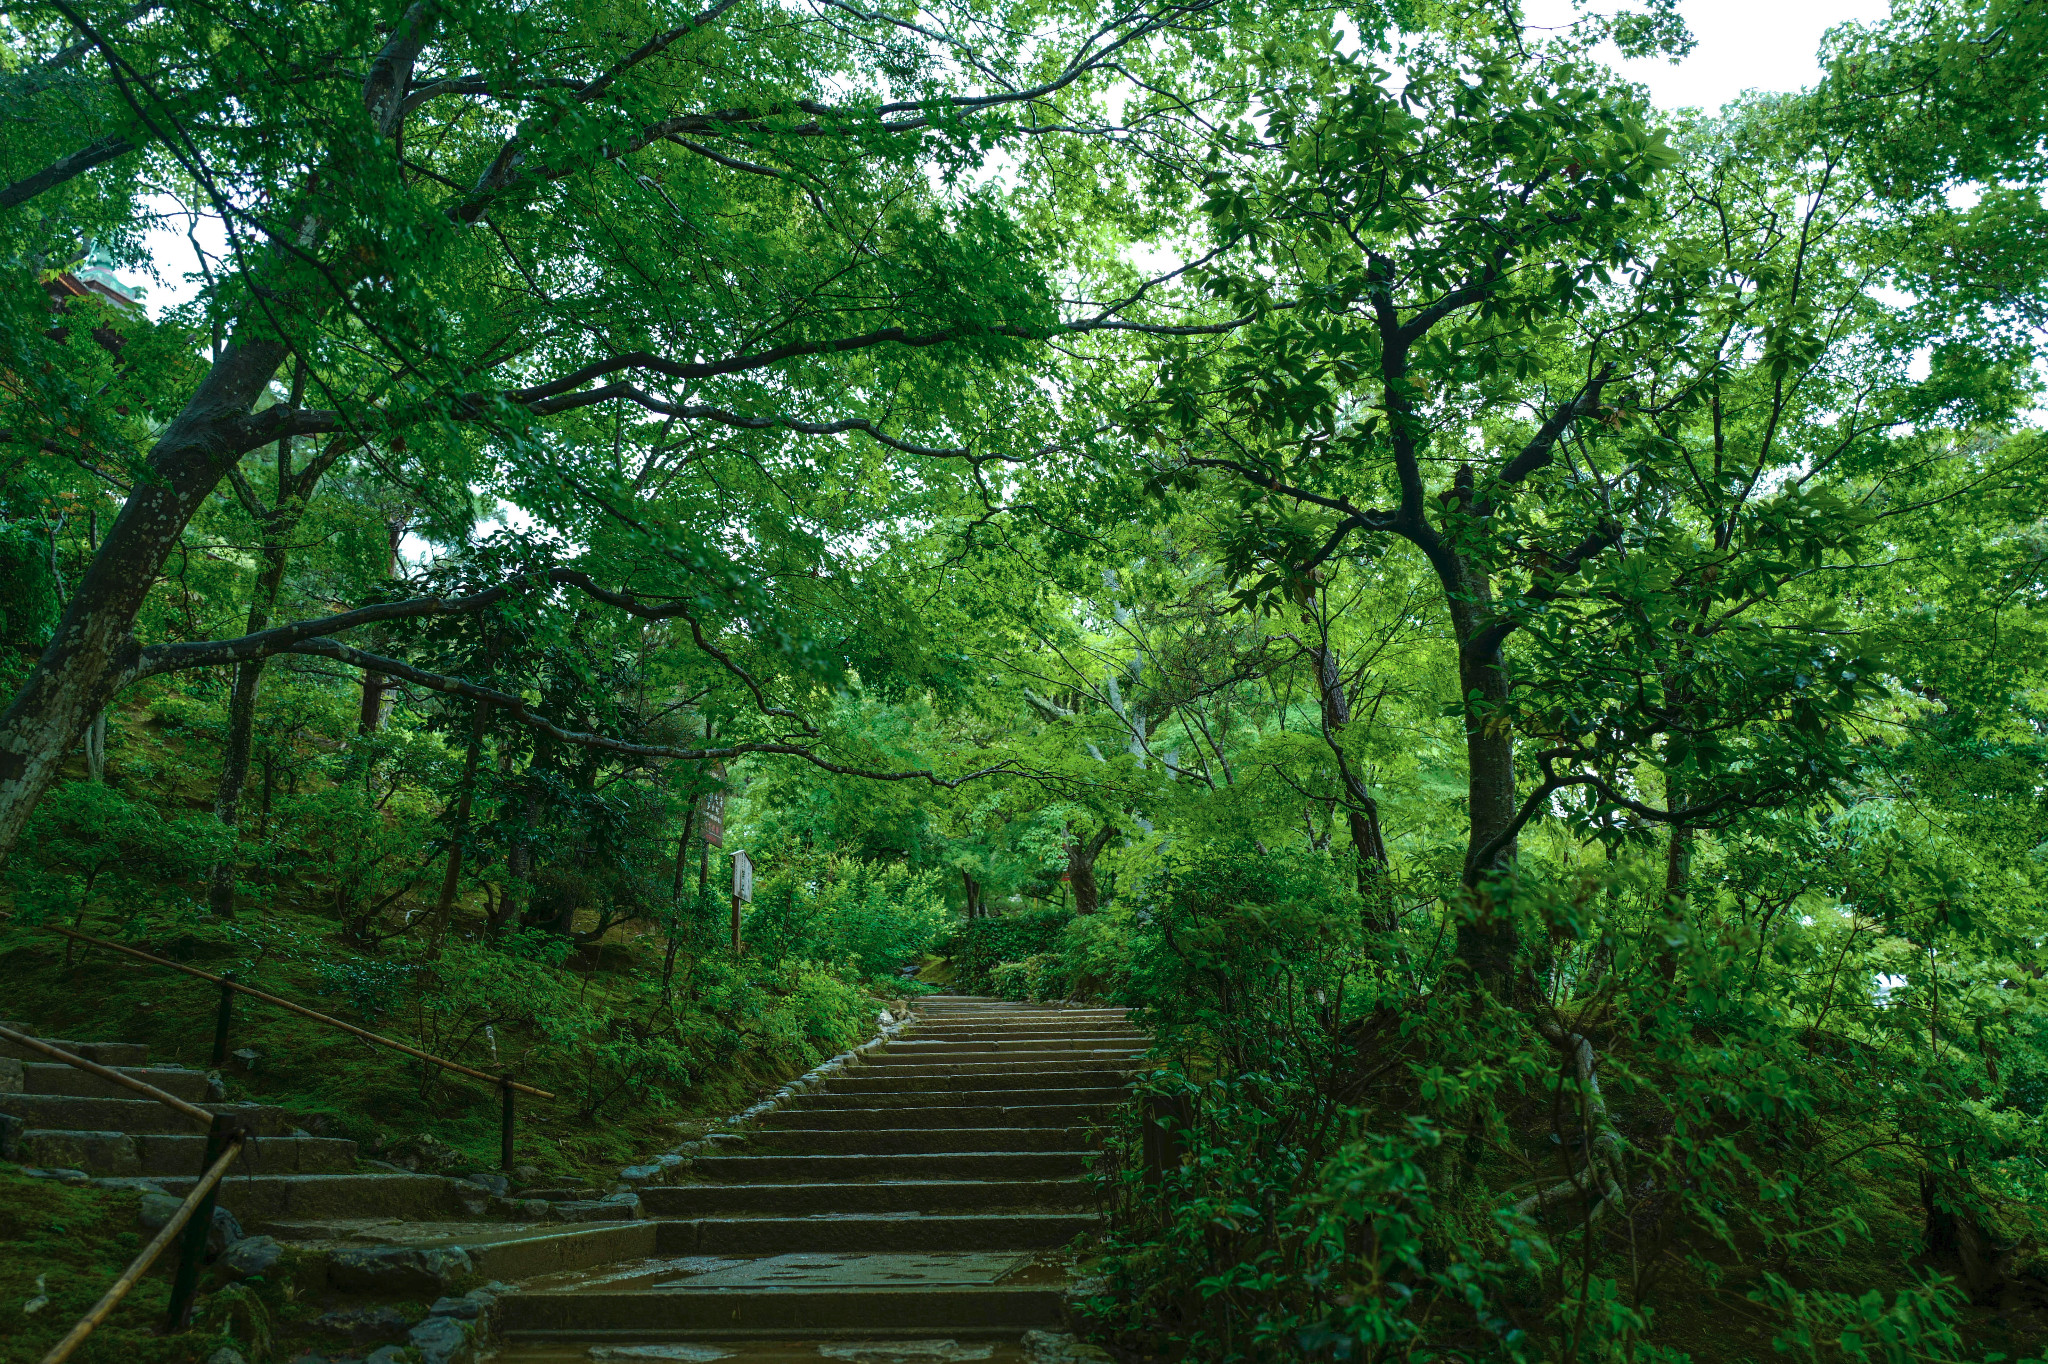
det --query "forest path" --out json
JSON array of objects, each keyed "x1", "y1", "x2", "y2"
[{"x1": 489, "y1": 994, "x2": 1141, "y2": 1363}]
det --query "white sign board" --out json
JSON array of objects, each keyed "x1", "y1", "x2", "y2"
[{"x1": 731, "y1": 849, "x2": 753, "y2": 903}]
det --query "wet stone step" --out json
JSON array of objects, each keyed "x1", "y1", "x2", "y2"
[
  {"x1": 645, "y1": 1178, "x2": 1089, "y2": 1217},
  {"x1": 755, "y1": 1104, "x2": 1113, "y2": 1132},
  {"x1": 498, "y1": 1284, "x2": 1065, "y2": 1336},
  {"x1": 816, "y1": 1070, "x2": 1131, "y2": 1094},
  {"x1": 740, "y1": 1126, "x2": 1088, "y2": 1156},
  {"x1": 670, "y1": 1212, "x2": 1097, "y2": 1256},
  {"x1": 689, "y1": 1151, "x2": 1089, "y2": 1183},
  {"x1": 788, "y1": 1087, "x2": 1127, "y2": 1111}
]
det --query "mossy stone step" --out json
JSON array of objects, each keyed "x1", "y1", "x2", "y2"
[
  {"x1": 9, "y1": 1128, "x2": 356, "y2": 1176},
  {"x1": 0, "y1": 1093, "x2": 290, "y2": 1135},
  {"x1": 19, "y1": 1061, "x2": 213, "y2": 1101},
  {"x1": 755, "y1": 1104, "x2": 1112, "y2": 1132}
]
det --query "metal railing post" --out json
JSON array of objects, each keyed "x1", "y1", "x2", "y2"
[
  {"x1": 208, "y1": 975, "x2": 235, "y2": 1066},
  {"x1": 500, "y1": 1076, "x2": 516, "y2": 1172},
  {"x1": 165, "y1": 1112, "x2": 241, "y2": 1331}
]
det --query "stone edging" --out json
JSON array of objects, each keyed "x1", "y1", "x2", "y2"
[{"x1": 614, "y1": 996, "x2": 914, "y2": 1189}]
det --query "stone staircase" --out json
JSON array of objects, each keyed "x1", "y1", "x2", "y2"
[
  {"x1": 0, "y1": 1027, "x2": 517, "y2": 1228},
  {"x1": 490, "y1": 995, "x2": 1142, "y2": 1362}
]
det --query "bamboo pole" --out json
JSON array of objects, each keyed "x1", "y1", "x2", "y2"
[{"x1": 37, "y1": 1136, "x2": 245, "y2": 1364}]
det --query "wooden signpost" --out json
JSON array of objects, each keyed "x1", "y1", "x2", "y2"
[{"x1": 730, "y1": 848, "x2": 753, "y2": 954}]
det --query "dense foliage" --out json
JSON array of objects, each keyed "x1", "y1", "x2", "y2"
[{"x1": 5, "y1": 0, "x2": 2048, "y2": 1358}]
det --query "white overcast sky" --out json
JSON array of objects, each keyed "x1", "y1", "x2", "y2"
[{"x1": 1519, "y1": 0, "x2": 1893, "y2": 111}]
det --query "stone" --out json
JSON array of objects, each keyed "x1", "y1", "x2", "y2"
[
  {"x1": 588, "y1": 1349, "x2": 733, "y2": 1362},
  {"x1": 0, "y1": 1111, "x2": 22, "y2": 1159},
  {"x1": 617, "y1": 1163, "x2": 663, "y2": 1184},
  {"x1": 231, "y1": 1047, "x2": 261, "y2": 1072},
  {"x1": 206, "y1": 1348, "x2": 250, "y2": 1364},
  {"x1": 211, "y1": 1205, "x2": 245, "y2": 1252},
  {"x1": 408, "y1": 1312, "x2": 472, "y2": 1364},
  {"x1": 548, "y1": 1191, "x2": 640, "y2": 1223},
  {"x1": 461, "y1": 1171, "x2": 509, "y2": 1197},
  {"x1": 327, "y1": 1244, "x2": 474, "y2": 1294},
  {"x1": 512, "y1": 1162, "x2": 541, "y2": 1183},
  {"x1": 138, "y1": 1192, "x2": 184, "y2": 1229},
  {"x1": 366, "y1": 1348, "x2": 408, "y2": 1364},
  {"x1": 205, "y1": 1070, "x2": 227, "y2": 1101},
  {"x1": 0, "y1": 1057, "x2": 22, "y2": 1092},
  {"x1": 17, "y1": 1129, "x2": 140, "y2": 1175},
  {"x1": 427, "y1": 1295, "x2": 481, "y2": 1319},
  {"x1": 315, "y1": 1306, "x2": 411, "y2": 1344},
  {"x1": 219, "y1": 1234, "x2": 284, "y2": 1279},
  {"x1": 91, "y1": 1176, "x2": 167, "y2": 1194},
  {"x1": 1020, "y1": 1332, "x2": 1113, "y2": 1363}
]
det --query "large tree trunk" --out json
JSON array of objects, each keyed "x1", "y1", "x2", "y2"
[
  {"x1": 0, "y1": 338, "x2": 291, "y2": 862},
  {"x1": 1446, "y1": 549, "x2": 1521, "y2": 989},
  {"x1": 0, "y1": 12, "x2": 433, "y2": 866},
  {"x1": 1068, "y1": 824, "x2": 1117, "y2": 915}
]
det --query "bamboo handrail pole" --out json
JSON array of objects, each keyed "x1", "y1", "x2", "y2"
[
  {"x1": 0, "y1": 1023, "x2": 212, "y2": 1126},
  {"x1": 36, "y1": 1136, "x2": 246, "y2": 1364},
  {"x1": 15, "y1": 923, "x2": 555, "y2": 1099}
]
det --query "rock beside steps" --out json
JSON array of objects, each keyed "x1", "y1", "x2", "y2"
[{"x1": 488, "y1": 996, "x2": 1140, "y2": 1362}]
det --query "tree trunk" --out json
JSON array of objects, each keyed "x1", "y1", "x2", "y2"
[
  {"x1": 207, "y1": 508, "x2": 294, "y2": 916},
  {"x1": 0, "y1": 338, "x2": 292, "y2": 863},
  {"x1": 357, "y1": 519, "x2": 405, "y2": 735},
  {"x1": 1309, "y1": 641, "x2": 1394, "y2": 929},
  {"x1": 1068, "y1": 825, "x2": 1117, "y2": 915},
  {"x1": 1448, "y1": 554, "x2": 1521, "y2": 988},
  {"x1": 0, "y1": 14, "x2": 434, "y2": 865},
  {"x1": 428, "y1": 699, "x2": 490, "y2": 955},
  {"x1": 963, "y1": 869, "x2": 983, "y2": 919}
]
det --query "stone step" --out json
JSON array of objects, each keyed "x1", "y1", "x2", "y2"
[
  {"x1": 672, "y1": 1212, "x2": 1095, "y2": 1255},
  {"x1": 817, "y1": 1069, "x2": 1129, "y2": 1094},
  {"x1": 491, "y1": 1341, "x2": 1039, "y2": 1362},
  {"x1": 0, "y1": 1094, "x2": 290, "y2": 1135},
  {"x1": 498, "y1": 1285, "x2": 1064, "y2": 1337},
  {"x1": 834, "y1": 1060, "x2": 1138, "y2": 1081},
  {"x1": 789, "y1": 1086, "x2": 1127, "y2": 1111},
  {"x1": 690, "y1": 1151, "x2": 1088, "y2": 1183},
  {"x1": 902, "y1": 1028, "x2": 1145, "y2": 1043},
  {"x1": 757, "y1": 1104, "x2": 1111, "y2": 1132},
  {"x1": 0, "y1": 1035, "x2": 149, "y2": 1067},
  {"x1": 153, "y1": 1172, "x2": 495, "y2": 1228},
  {"x1": 645, "y1": 1178, "x2": 1088, "y2": 1217},
  {"x1": 742, "y1": 1126, "x2": 1086, "y2": 1156},
  {"x1": 8, "y1": 1129, "x2": 356, "y2": 1176},
  {"x1": 19, "y1": 1062, "x2": 213, "y2": 1101},
  {"x1": 878, "y1": 1040, "x2": 1145, "y2": 1058}
]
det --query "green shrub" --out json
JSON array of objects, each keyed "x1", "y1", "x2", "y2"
[{"x1": 947, "y1": 906, "x2": 1071, "y2": 993}]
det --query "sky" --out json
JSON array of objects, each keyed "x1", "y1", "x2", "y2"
[{"x1": 1517, "y1": 0, "x2": 1894, "y2": 112}]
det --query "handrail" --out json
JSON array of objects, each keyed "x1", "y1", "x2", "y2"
[
  {"x1": 0, "y1": 1023, "x2": 212, "y2": 1127},
  {"x1": 37, "y1": 1134, "x2": 246, "y2": 1364},
  {"x1": 23, "y1": 922, "x2": 554, "y2": 1099}
]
